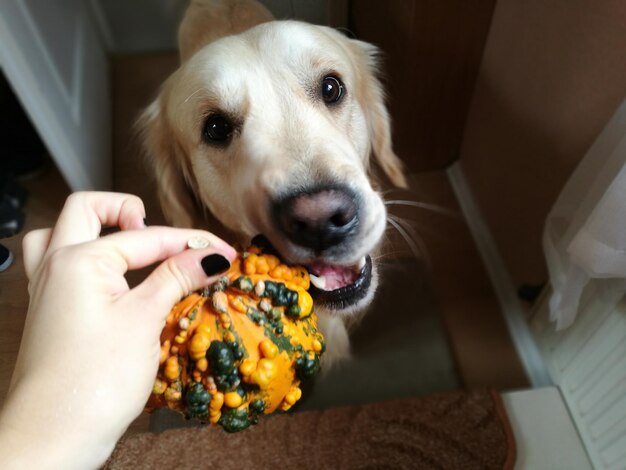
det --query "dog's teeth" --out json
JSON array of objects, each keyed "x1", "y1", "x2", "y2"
[
  {"x1": 354, "y1": 257, "x2": 366, "y2": 273},
  {"x1": 310, "y1": 274, "x2": 327, "y2": 290}
]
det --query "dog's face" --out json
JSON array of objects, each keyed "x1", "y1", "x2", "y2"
[{"x1": 140, "y1": 21, "x2": 406, "y2": 321}]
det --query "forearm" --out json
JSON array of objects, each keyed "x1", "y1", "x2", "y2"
[
  {"x1": 0, "y1": 382, "x2": 117, "y2": 470},
  {"x1": 0, "y1": 425, "x2": 113, "y2": 470},
  {"x1": 0, "y1": 426, "x2": 109, "y2": 470}
]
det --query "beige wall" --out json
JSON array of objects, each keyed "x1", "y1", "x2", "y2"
[{"x1": 460, "y1": 0, "x2": 626, "y2": 288}]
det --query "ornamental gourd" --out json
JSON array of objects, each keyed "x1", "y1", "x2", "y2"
[{"x1": 146, "y1": 245, "x2": 325, "y2": 432}]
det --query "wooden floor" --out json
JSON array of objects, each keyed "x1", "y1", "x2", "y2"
[
  {"x1": 0, "y1": 166, "x2": 70, "y2": 406},
  {"x1": 0, "y1": 53, "x2": 528, "y2": 437}
]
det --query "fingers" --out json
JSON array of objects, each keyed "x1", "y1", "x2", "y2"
[
  {"x1": 47, "y1": 192, "x2": 146, "y2": 252},
  {"x1": 22, "y1": 228, "x2": 53, "y2": 279},
  {"x1": 109, "y1": 227, "x2": 237, "y2": 322},
  {"x1": 94, "y1": 226, "x2": 236, "y2": 273},
  {"x1": 131, "y1": 246, "x2": 234, "y2": 318},
  {"x1": 38, "y1": 191, "x2": 239, "y2": 327}
]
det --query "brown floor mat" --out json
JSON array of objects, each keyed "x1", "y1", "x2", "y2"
[{"x1": 106, "y1": 389, "x2": 516, "y2": 470}]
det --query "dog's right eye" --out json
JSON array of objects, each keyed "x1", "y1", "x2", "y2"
[{"x1": 203, "y1": 114, "x2": 233, "y2": 144}]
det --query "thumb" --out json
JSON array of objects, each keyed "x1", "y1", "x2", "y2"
[{"x1": 131, "y1": 247, "x2": 235, "y2": 321}]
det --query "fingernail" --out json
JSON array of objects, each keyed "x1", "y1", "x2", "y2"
[
  {"x1": 188, "y1": 236, "x2": 211, "y2": 249},
  {"x1": 201, "y1": 254, "x2": 231, "y2": 276}
]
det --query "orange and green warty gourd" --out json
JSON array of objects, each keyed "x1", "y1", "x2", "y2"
[{"x1": 146, "y1": 245, "x2": 325, "y2": 432}]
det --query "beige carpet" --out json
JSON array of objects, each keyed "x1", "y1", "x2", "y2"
[{"x1": 107, "y1": 389, "x2": 516, "y2": 470}]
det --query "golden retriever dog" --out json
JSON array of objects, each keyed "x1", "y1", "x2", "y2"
[{"x1": 139, "y1": 0, "x2": 406, "y2": 365}]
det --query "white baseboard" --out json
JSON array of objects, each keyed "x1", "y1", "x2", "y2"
[{"x1": 447, "y1": 162, "x2": 552, "y2": 387}]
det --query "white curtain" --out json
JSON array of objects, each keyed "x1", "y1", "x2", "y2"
[{"x1": 543, "y1": 99, "x2": 626, "y2": 330}]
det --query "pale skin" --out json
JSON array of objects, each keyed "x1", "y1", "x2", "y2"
[{"x1": 0, "y1": 192, "x2": 237, "y2": 469}]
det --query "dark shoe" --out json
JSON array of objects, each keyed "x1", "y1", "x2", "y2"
[
  {"x1": 0, "y1": 174, "x2": 28, "y2": 208},
  {"x1": 0, "y1": 243, "x2": 13, "y2": 272},
  {"x1": 0, "y1": 197, "x2": 24, "y2": 238}
]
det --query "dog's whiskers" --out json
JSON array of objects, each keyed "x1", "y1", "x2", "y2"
[
  {"x1": 385, "y1": 199, "x2": 462, "y2": 219},
  {"x1": 372, "y1": 250, "x2": 413, "y2": 262},
  {"x1": 387, "y1": 215, "x2": 432, "y2": 269}
]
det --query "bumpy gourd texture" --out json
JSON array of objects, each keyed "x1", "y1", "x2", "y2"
[{"x1": 146, "y1": 245, "x2": 325, "y2": 432}]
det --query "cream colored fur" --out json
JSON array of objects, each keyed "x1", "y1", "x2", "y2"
[{"x1": 139, "y1": 0, "x2": 406, "y2": 365}]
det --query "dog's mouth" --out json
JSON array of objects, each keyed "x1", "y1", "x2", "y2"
[
  {"x1": 251, "y1": 235, "x2": 373, "y2": 311},
  {"x1": 307, "y1": 256, "x2": 372, "y2": 310}
]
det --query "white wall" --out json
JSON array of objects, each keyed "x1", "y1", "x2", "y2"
[
  {"x1": 1, "y1": 0, "x2": 112, "y2": 190},
  {"x1": 94, "y1": 0, "x2": 335, "y2": 53}
]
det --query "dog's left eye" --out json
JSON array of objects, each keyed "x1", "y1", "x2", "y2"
[
  {"x1": 203, "y1": 114, "x2": 233, "y2": 144},
  {"x1": 321, "y1": 76, "x2": 344, "y2": 105}
]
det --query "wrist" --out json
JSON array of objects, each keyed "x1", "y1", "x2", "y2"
[
  {"x1": 0, "y1": 381, "x2": 117, "y2": 469},
  {"x1": 0, "y1": 417, "x2": 115, "y2": 470}
]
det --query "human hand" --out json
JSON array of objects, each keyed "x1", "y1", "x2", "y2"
[{"x1": 0, "y1": 192, "x2": 237, "y2": 469}]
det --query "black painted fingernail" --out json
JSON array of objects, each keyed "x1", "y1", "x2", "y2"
[{"x1": 201, "y1": 254, "x2": 230, "y2": 276}]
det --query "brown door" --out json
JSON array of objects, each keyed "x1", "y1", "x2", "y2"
[{"x1": 349, "y1": 0, "x2": 497, "y2": 172}]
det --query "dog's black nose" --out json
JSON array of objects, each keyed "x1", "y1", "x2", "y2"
[{"x1": 274, "y1": 187, "x2": 359, "y2": 252}]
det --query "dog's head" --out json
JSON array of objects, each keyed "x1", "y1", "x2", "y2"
[{"x1": 139, "y1": 20, "x2": 406, "y2": 320}]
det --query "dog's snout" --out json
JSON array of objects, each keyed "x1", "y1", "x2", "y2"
[{"x1": 274, "y1": 187, "x2": 359, "y2": 252}]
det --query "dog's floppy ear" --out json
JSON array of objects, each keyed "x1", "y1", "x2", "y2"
[
  {"x1": 137, "y1": 98, "x2": 202, "y2": 228},
  {"x1": 178, "y1": 0, "x2": 274, "y2": 62},
  {"x1": 351, "y1": 40, "x2": 408, "y2": 188}
]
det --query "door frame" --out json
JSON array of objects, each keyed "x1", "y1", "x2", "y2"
[{"x1": 0, "y1": 1, "x2": 111, "y2": 191}]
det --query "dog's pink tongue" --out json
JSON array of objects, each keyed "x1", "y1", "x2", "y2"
[{"x1": 308, "y1": 262, "x2": 358, "y2": 290}]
